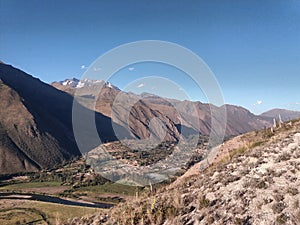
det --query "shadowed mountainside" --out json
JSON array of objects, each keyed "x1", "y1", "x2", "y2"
[{"x1": 0, "y1": 64, "x2": 131, "y2": 174}]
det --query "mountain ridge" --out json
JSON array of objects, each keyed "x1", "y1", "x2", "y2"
[
  {"x1": 52, "y1": 78, "x2": 274, "y2": 138},
  {"x1": 0, "y1": 64, "x2": 131, "y2": 174},
  {"x1": 261, "y1": 108, "x2": 300, "y2": 121}
]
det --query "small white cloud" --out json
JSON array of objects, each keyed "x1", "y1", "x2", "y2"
[
  {"x1": 93, "y1": 67, "x2": 101, "y2": 72},
  {"x1": 253, "y1": 100, "x2": 263, "y2": 106},
  {"x1": 81, "y1": 65, "x2": 86, "y2": 69},
  {"x1": 257, "y1": 100, "x2": 263, "y2": 105},
  {"x1": 137, "y1": 83, "x2": 145, "y2": 88},
  {"x1": 128, "y1": 67, "x2": 135, "y2": 71}
]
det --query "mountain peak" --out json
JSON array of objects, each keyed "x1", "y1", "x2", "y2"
[{"x1": 52, "y1": 78, "x2": 119, "y2": 90}]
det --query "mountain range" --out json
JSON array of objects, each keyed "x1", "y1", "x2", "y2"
[
  {"x1": 52, "y1": 78, "x2": 277, "y2": 139},
  {"x1": 0, "y1": 63, "x2": 299, "y2": 175}
]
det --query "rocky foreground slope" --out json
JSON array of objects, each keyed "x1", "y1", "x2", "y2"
[{"x1": 67, "y1": 119, "x2": 300, "y2": 225}]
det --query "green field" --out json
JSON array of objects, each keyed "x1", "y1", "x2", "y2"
[
  {"x1": 76, "y1": 182, "x2": 140, "y2": 196},
  {"x1": 0, "y1": 181, "x2": 62, "y2": 190},
  {"x1": 0, "y1": 159, "x2": 146, "y2": 224}
]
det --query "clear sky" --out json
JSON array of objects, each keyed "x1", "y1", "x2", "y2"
[{"x1": 1, "y1": 0, "x2": 300, "y2": 114}]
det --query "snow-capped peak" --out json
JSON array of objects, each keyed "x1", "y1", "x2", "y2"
[
  {"x1": 59, "y1": 78, "x2": 79, "y2": 88},
  {"x1": 106, "y1": 82, "x2": 113, "y2": 88},
  {"x1": 76, "y1": 81, "x2": 85, "y2": 88},
  {"x1": 54, "y1": 78, "x2": 120, "y2": 90}
]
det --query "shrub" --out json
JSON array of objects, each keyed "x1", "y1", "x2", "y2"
[
  {"x1": 198, "y1": 195, "x2": 211, "y2": 209},
  {"x1": 276, "y1": 213, "x2": 289, "y2": 224},
  {"x1": 272, "y1": 202, "x2": 286, "y2": 214},
  {"x1": 287, "y1": 187, "x2": 299, "y2": 196}
]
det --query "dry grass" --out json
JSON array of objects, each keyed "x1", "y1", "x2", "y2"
[{"x1": 0, "y1": 199, "x2": 101, "y2": 225}]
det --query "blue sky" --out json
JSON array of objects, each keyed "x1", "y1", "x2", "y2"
[{"x1": 1, "y1": 0, "x2": 300, "y2": 114}]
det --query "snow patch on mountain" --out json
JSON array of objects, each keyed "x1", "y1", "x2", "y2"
[{"x1": 54, "y1": 78, "x2": 118, "y2": 90}]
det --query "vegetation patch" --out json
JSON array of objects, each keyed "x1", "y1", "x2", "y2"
[{"x1": 0, "y1": 207, "x2": 48, "y2": 225}]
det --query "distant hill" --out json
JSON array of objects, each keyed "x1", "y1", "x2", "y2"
[{"x1": 261, "y1": 108, "x2": 300, "y2": 121}]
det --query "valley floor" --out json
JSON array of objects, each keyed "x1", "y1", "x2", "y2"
[
  {"x1": 0, "y1": 160, "x2": 141, "y2": 224},
  {"x1": 66, "y1": 119, "x2": 300, "y2": 225}
]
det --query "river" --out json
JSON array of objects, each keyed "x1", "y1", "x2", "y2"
[{"x1": 0, "y1": 192, "x2": 113, "y2": 209}]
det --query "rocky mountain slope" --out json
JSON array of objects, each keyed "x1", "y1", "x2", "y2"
[
  {"x1": 67, "y1": 119, "x2": 300, "y2": 225},
  {"x1": 53, "y1": 79, "x2": 182, "y2": 142},
  {"x1": 52, "y1": 79, "x2": 273, "y2": 139},
  {"x1": 0, "y1": 64, "x2": 130, "y2": 175},
  {"x1": 143, "y1": 98, "x2": 272, "y2": 137}
]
